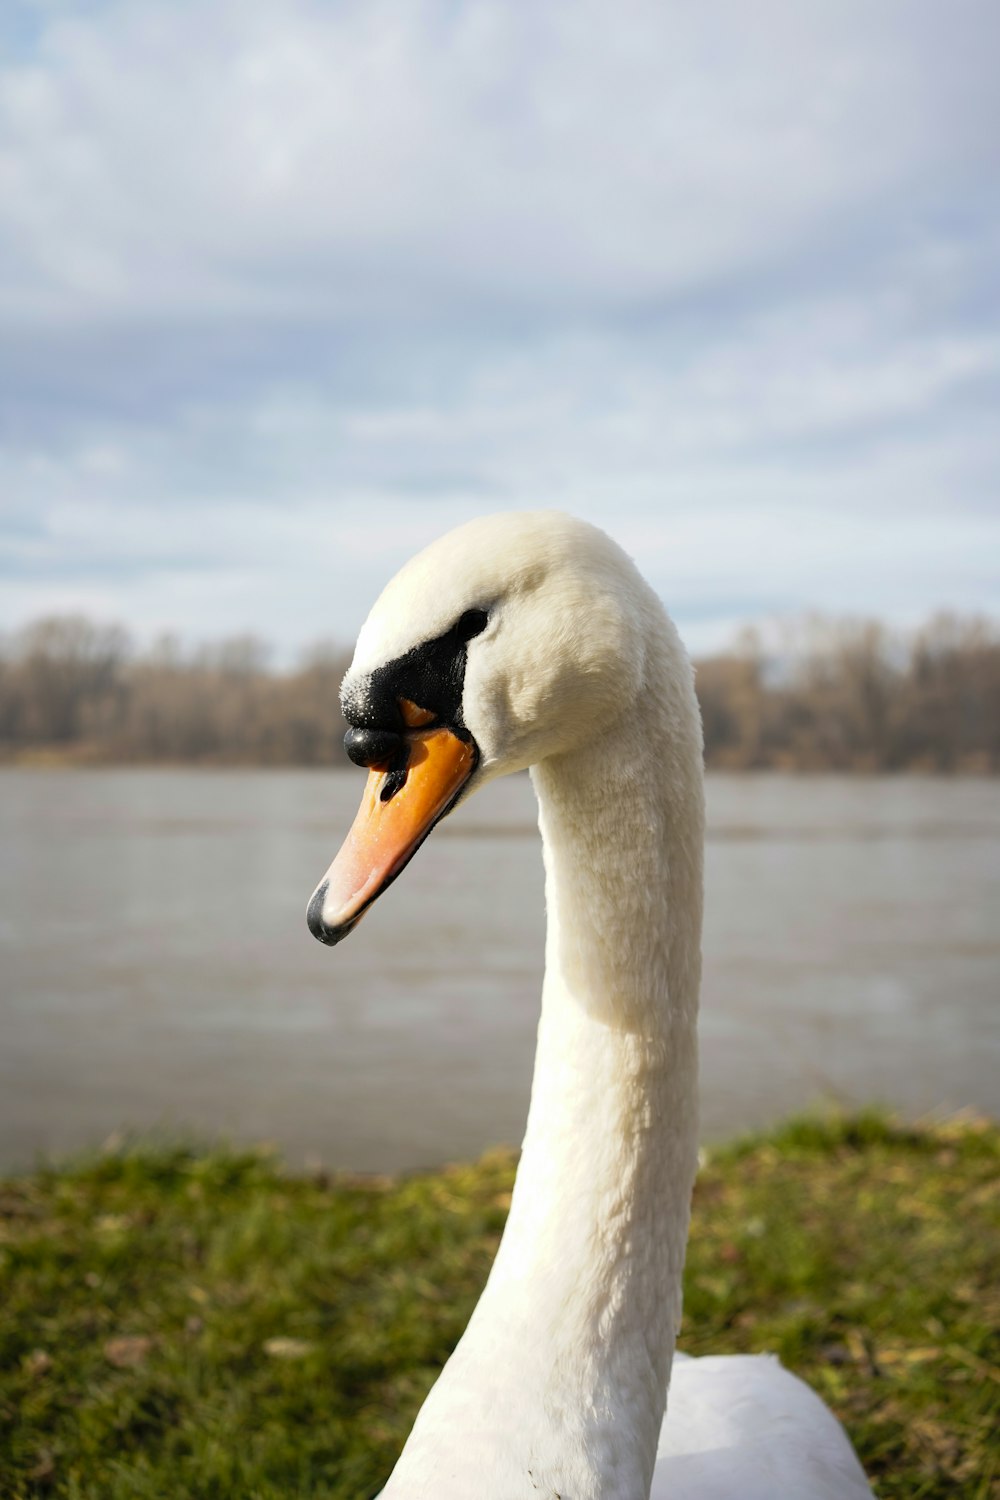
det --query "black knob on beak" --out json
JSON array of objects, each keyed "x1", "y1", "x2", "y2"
[{"x1": 344, "y1": 726, "x2": 404, "y2": 769}]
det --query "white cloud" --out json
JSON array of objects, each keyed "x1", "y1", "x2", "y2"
[
  {"x1": 3, "y1": 301, "x2": 997, "y2": 656},
  {"x1": 1, "y1": 0, "x2": 995, "y2": 322},
  {"x1": 0, "y1": 0, "x2": 998, "y2": 653}
]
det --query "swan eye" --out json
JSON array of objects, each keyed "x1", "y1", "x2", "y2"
[{"x1": 455, "y1": 609, "x2": 488, "y2": 642}]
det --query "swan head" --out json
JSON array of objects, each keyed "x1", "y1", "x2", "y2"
[{"x1": 307, "y1": 510, "x2": 652, "y2": 945}]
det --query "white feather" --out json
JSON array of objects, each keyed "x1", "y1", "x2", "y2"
[
  {"x1": 653, "y1": 1355, "x2": 873, "y2": 1498},
  {"x1": 343, "y1": 511, "x2": 873, "y2": 1499}
]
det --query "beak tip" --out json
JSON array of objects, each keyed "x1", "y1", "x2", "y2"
[{"x1": 306, "y1": 881, "x2": 355, "y2": 947}]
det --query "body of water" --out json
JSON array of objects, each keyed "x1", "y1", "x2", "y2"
[{"x1": 1, "y1": 769, "x2": 997, "y2": 1171}]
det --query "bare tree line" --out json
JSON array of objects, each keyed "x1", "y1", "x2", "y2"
[
  {"x1": 1, "y1": 612, "x2": 998, "y2": 772},
  {"x1": 0, "y1": 619, "x2": 353, "y2": 767},
  {"x1": 696, "y1": 615, "x2": 1000, "y2": 772}
]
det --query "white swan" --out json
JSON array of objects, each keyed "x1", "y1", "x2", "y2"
[{"x1": 307, "y1": 511, "x2": 873, "y2": 1499}]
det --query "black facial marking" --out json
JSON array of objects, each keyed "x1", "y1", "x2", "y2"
[{"x1": 341, "y1": 610, "x2": 489, "y2": 743}]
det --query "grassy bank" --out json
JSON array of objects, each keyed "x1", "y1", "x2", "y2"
[{"x1": 2, "y1": 1114, "x2": 997, "y2": 1498}]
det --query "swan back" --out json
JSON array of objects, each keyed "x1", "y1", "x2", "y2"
[{"x1": 653, "y1": 1355, "x2": 874, "y2": 1499}]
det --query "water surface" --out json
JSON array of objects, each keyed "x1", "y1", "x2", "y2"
[{"x1": 2, "y1": 769, "x2": 997, "y2": 1170}]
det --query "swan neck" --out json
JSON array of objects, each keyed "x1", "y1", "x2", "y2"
[{"x1": 383, "y1": 624, "x2": 704, "y2": 1499}]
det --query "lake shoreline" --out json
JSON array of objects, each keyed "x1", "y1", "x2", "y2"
[{"x1": 5, "y1": 748, "x2": 997, "y2": 774}]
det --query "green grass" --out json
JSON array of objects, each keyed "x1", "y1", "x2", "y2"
[{"x1": 2, "y1": 1113, "x2": 997, "y2": 1498}]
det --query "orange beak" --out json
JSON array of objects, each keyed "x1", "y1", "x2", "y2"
[{"x1": 307, "y1": 725, "x2": 477, "y2": 945}]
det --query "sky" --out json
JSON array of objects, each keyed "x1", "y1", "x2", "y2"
[{"x1": 1, "y1": 0, "x2": 999, "y2": 660}]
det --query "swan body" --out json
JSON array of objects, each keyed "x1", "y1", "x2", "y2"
[
  {"x1": 653, "y1": 1353, "x2": 872, "y2": 1498},
  {"x1": 308, "y1": 511, "x2": 873, "y2": 1498}
]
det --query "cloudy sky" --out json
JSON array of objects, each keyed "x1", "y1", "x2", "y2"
[{"x1": 2, "y1": 0, "x2": 998, "y2": 659}]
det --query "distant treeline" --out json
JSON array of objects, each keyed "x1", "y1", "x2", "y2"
[
  {"x1": 1, "y1": 613, "x2": 998, "y2": 772},
  {"x1": 0, "y1": 620, "x2": 353, "y2": 767},
  {"x1": 696, "y1": 615, "x2": 999, "y2": 773}
]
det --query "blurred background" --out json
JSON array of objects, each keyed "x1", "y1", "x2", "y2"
[{"x1": 2, "y1": 0, "x2": 998, "y2": 1173}]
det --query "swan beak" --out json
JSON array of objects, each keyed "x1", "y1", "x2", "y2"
[{"x1": 306, "y1": 727, "x2": 477, "y2": 945}]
